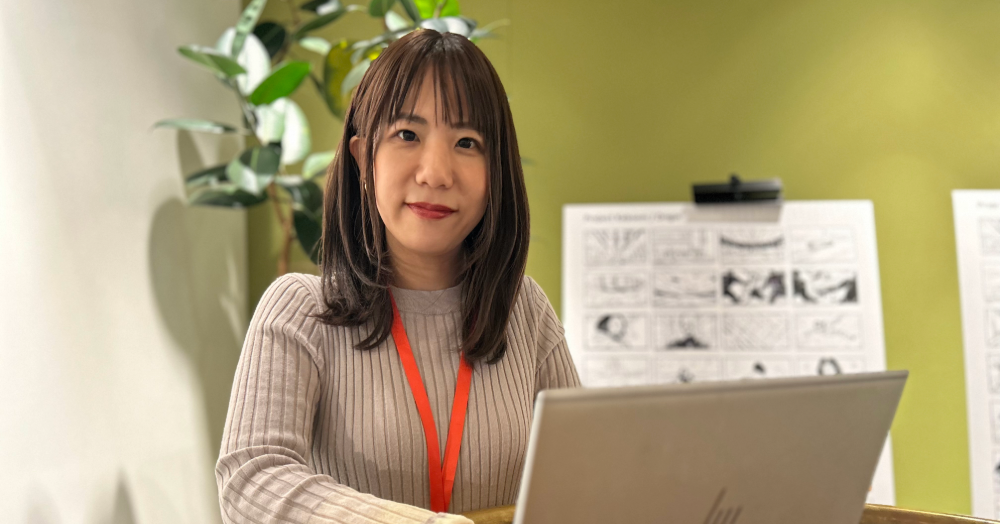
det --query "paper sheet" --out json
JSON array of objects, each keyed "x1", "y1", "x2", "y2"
[
  {"x1": 562, "y1": 200, "x2": 896, "y2": 504},
  {"x1": 953, "y1": 190, "x2": 1000, "y2": 518}
]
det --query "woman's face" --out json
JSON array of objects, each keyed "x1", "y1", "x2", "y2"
[{"x1": 351, "y1": 70, "x2": 488, "y2": 263}]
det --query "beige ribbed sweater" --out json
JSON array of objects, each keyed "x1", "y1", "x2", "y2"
[{"x1": 216, "y1": 273, "x2": 580, "y2": 524}]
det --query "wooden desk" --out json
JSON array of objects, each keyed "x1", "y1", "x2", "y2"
[{"x1": 461, "y1": 504, "x2": 1000, "y2": 524}]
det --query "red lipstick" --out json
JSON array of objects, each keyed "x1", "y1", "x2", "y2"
[{"x1": 407, "y1": 202, "x2": 455, "y2": 219}]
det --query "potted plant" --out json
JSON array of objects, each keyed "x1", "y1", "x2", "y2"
[{"x1": 156, "y1": 0, "x2": 506, "y2": 275}]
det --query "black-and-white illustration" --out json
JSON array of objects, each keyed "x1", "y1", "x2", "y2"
[
  {"x1": 793, "y1": 269, "x2": 859, "y2": 305},
  {"x1": 985, "y1": 266, "x2": 1000, "y2": 303},
  {"x1": 992, "y1": 450, "x2": 1000, "y2": 497},
  {"x1": 989, "y1": 355, "x2": 1000, "y2": 393},
  {"x1": 585, "y1": 272, "x2": 648, "y2": 307},
  {"x1": 565, "y1": 203, "x2": 894, "y2": 504},
  {"x1": 796, "y1": 313, "x2": 862, "y2": 349},
  {"x1": 652, "y1": 270, "x2": 717, "y2": 308},
  {"x1": 721, "y1": 269, "x2": 786, "y2": 306},
  {"x1": 652, "y1": 228, "x2": 716, "y2": 265},
  {"x1": 585, "y1": 312, "x2": 648, "y2": 350},
  {"x1": 584, "y1": 357, "x2": 651, "y2": 387},
  {"x1": 721, "y1": 314, "x2": 789, "y2": 350},
  {"x1": 992, "y1": 450, "x2": 1000, "y2": 495},
  {"x1": 585, "y1": 228, "x2": 648, "y2": 266},
  {"x1": 790, "y1": 228, "x2": 857, "y2": 263},
  {"x1": 981, "y1": 219, "x2": 1000, "y2": 256},
  {"x1": 987, "y1": 310, "x2": 1000, "y2": 348},
  {"x1": 654, "y1": 314, "x2": 717, "y2": 349},
  {"x1": 724, "y1": 359, "x2": 793, "y2": 380},
  {"x1": 656, "y1": 359, "x2": 722, "y2": 383},
  {"x1": 797, "y1": 356, "x2": 865, "y2": 376},
  {"x1": 719, "y1": 229, "x2": 786, "y2": 264}
]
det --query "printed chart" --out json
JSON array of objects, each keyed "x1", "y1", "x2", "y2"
[
  {"x1": 563, "y1": 201, "x2": 896, "y2": 504},
  {"x1": 953, "y1": 190, "x2": 1000, "y2": 519}
]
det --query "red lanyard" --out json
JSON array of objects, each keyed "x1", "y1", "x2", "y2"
[{"x1": 389, "y1": 291, "x2": 474, "y2": 513}]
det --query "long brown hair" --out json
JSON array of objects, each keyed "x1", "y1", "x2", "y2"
[{"x1": 313, "y1": 29, "x2": 529, "y2": 364}]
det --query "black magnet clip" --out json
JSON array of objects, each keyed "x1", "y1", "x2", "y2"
[{"x1": 692, "y1": 174, "x2": 782, "y2": 204}]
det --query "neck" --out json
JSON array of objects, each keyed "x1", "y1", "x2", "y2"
[{"x1": 388, "y1": 239, "x2": 463, "y2": 291}]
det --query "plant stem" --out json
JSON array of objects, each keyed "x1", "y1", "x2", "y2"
[
  {"x1": 226, "y1": 79, "x2": 258, "y2": 131},
  {"x1": 267, "y1": 183, "x2": 295, "y2": 276},
  {"x1": 273, "y1": 0, "x2": 302, "y2": 66},
  {"x1": 284, "y1": 0, "x2": 302, "y2": 26}
]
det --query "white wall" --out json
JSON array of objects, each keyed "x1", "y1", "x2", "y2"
[{"x1": 0, "y1": 1, "x2": 246, "y2": 523}]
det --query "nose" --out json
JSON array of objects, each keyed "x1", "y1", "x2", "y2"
[{"x1": 413, "y1": 136, "x2": 454, "y2": 189}]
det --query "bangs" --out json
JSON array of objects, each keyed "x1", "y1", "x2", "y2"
[{"x1": 374, "y1": 32, "x2": 497, "y2": 140}]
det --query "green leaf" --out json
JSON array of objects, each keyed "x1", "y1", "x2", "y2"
[
  {"x1": 226, "y1": 146, "x2": 281, "y2": 195},
  {"x1": 293, "y1": 7, "x2": 347, "y2": 39},
  {"x1": 398, "y1": 0, "x2": 421, "y2": 21},
  {"x1": 254, "y1": 101, "x2": 286, "y2": 143},
  {"x1": 414, "y1": 0, "x2": 458, "y2": 18},
  {"x1": 249, "y1": 61, "x2": 312, "y2": 105},
  {"x1": 253, "y1": 21, "x2": 287, "y2": 58},
  {"x1": 154, "y1": 118, "x2": 239, "y2": 134},
  {"x1": 321, "y1": 39, "x2": 354, "y2": 119},
  {"x1": 178, "y1": 45, "x2": 247, "y2": 77},
  {"x1": 367, "y1": 0, "x2": 396, "y2": 17},
  {"x1": 279, "y1": 177, "x2": 325, "y2": 264},
  {"x1": 232, "y1": 0, "x2": 268, "y2": 56},
  {"x1": 298, "y1": 36, "x2": 333, "y2": 55},
  {"x1": 280, "y1": 99, "x2": 311, "y2": 165},
  {"x1": 294, "y1": 210, "x2": 323, "y2": 264},
  {"x1": 341, "y1": 58, "x2": 371, "y2": 98},
  {"x1": 420, "y1": 16, "x2": 470, "y2": 36},
  {"x1": 384, "y1": 11, "x2": 410, "y2": 31},
  {"x1": 301, "y1": 0, "x2": 340, "y2": 13},
  {"x1": 469, "y1": 18, "x2": 508, "y2": 41},
  {"x1": 280, "y1": 177, "x2": 324, "y2": 213},
  {"x1": 185, "y1": 164, "x2": 229, "y2": 189},
  {"x1": 188, "y1": 184, "x2": 269, "y2": 208},
  {"x1": 303, "y1": 151, "x2": 336, "y2": 179},
  {"x1": 216, "y1": 29, "x2": 271, "y2": 95}
]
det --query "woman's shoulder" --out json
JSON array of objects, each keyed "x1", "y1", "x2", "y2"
[
  {"x1": 515, "y1": 274, "x2": 553, "y2": 316},
  {"x1": 253, "y1": 273, "x2": 327, "y2": 327},
  {"x1": 508, "y1": 274, "x2": 563, "y2": 343}
]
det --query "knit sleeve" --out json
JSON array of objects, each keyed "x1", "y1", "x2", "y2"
[
  {"x1": 526, "y1": 276, "x2": 582, "y2": 394},
  {"x1": 215, "y1": 274, "x2": 472, "y2": 524}
]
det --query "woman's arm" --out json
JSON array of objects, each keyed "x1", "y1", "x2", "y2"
[
  {"x1": 526, "y1": 277, "x2": 582, "y2": 393},
  {"x1": 215, "y1": 275, "x2": 472, "y2": 524}
]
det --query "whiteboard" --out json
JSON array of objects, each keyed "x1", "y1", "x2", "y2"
[{"x1": 953, "y1": 190, "x2": 1000, "y2": 519}]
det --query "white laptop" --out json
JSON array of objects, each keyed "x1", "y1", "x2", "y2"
[{"x1": 513, "y1": 370, "x2": 907, "y2": 524}]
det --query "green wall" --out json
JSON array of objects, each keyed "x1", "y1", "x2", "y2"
[{"x1": 249, "y1": 0, "x2": 1000, "y2": 514}]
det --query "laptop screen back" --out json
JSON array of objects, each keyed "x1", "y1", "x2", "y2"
[{"x1": 514, "y1": 371, "x2": 906, "y2": 524}]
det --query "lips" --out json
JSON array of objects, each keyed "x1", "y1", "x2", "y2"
[{"x1": 407, "y1": 202, "x2": 455, "y2": 219}]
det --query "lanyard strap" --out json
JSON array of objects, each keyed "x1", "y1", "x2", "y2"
[{"x1": 389, "y1": 291, "x2": 474, "y2": 513}]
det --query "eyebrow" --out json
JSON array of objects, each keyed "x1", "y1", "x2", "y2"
[{"x1": 391, "y1": 114, "x2": 478, "y2": 131}]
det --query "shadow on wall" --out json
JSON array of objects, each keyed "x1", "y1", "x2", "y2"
[
  {"x1": 107, "y1": 476, "x2": 138, "y2": 524},
  {"x1": 148, "y1": 130, "x2": 248, "y2": 460},
  {"x1": 24, "y1": 474, "x2": 138, "y2": 524}
]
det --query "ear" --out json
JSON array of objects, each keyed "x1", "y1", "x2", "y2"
[{"x1": 349, "y1": 136, "x2": 361, "y2": 167}]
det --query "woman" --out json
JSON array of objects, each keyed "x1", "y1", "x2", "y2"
[{"x1": 216, "y1": 29, "x2": 580, "y2": 524}]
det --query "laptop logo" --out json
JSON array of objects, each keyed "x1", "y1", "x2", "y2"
[{"x1": 702, "y1": 488, "x2": 742, "y2": 524}]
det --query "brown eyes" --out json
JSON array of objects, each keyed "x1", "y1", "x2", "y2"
[{"x1": 395, "y1": 129, "x2": 479, "y2": 150}]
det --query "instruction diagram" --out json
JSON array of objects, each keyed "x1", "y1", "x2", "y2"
[
  {"x1": 563, "y1": 200, "x2": 894, "y2": 504},
  {"x1": 952, "y1": 190, "x2": 1000, "y2": 519}
]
